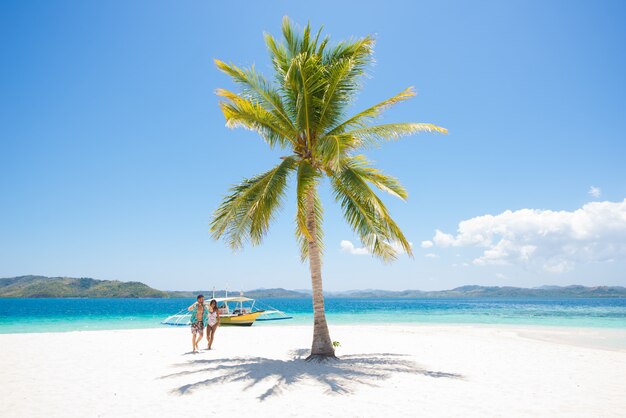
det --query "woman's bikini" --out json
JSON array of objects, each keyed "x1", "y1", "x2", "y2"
[{"x1": 207, "y1": 309, "x2": 218, "y2": 327}]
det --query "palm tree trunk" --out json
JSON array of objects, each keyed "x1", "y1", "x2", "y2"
[{"x1": 305, "y1": 186, "x2": 336, "y2": 361}]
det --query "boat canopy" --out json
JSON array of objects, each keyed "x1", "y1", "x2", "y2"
[{"x1": 213, "y1": 296, "x2": 253, "y2": 303}]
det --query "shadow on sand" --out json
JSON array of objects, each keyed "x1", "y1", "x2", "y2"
[{"x1": 161, "y1": 349, "x2": 463, "y2": 400}]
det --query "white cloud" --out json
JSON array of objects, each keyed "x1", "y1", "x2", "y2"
[
  {"x1": 421, "y1": 240, "x2": 434, "y2": 248},
  {"x1": 425, "y1": 253, "x2": 439, "y2": 258},
  {"x1": 340, "y1": 240, "x2": 369, "y2": 256},
  {"x1": 340, "y1": 239, "x2": 413, "y2": 256},
  {"x1": 589, "y1": 186, "x2": 602, "y2": 198},
  {"x1": 426, "y1": 199, "x2": 626, "y2": 273}
]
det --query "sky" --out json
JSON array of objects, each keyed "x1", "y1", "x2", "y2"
[{"x1": 1, "y1": 0, "x2": 625, "y2": 291}]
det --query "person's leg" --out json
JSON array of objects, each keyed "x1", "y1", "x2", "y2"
[
  {"x1": 196, "y1": 329, "x2": 204, "y2": 351},
  {"x1": 208, "y1": 325, "x2": 218, "y2": 349},
  {"x1": 206, "y1": 325, "x2": 213, "y2": 349},
  {"x1": 191, "y1": 326, "x2": 197, "y2": 352},
  {"x1": 191, "y1": 323, "x2": 202, "y2": 352}
]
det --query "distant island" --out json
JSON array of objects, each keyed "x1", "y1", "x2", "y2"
[
  {"x1": 0, "y1": 276, "x2": 167, "y2": 298},
  {"x1": 1, "y1": 275, "x2": 625, "y2": 299}
]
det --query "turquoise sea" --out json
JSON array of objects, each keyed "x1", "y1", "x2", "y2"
[{"x1": 0, "y1": 297, "x2": 625, "y2": 334}]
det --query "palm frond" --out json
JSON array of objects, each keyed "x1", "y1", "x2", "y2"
[
  {"x1": 323, "y1": 36, "x2": 375, "y2": 69},
  {"x1": 331, "y1": 162, "x2": 412, "y2": 261},
  {"x1": 216, "y1": 89, "x2": 296, "y2": 148},
  {"x1": 315, "y1": 37, "x2": 376, "y2": 133},
  {"x1": 210, "y1": 157, "x2": 297, "y2": 249},
  {"x1": 316, "y1": 134, "x2": 346, "y2": 172},
  {"x1": 284, "y1": 52, "x2": 326, "y2": 145},
  {"x1": 281, "y1": 16, "x2": 300, "y2": 58},
  {"x1": 263, "y1": 31, "x2": 290, "y2": 81},
  {"x1": 342, "y1": 155, "x2": 408, "y2": 199},
  {"x1": 338, "y1": 122, "x2": 448, "y2": 148},
  {"x1": 316, "y1": 58, "x2": 357, "y2": 133},
  {"x1": 316, "y1": 35, "x2": 329, "y2": 56},
  {"x1": 214, "y1": 59, "x2": 296, "y2": 133},
  {"x1": 325, "y1": 87, "x2": 416, "y2": 136}
]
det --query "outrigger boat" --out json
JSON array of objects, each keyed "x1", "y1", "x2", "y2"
[
  {"x1": 161, "y1": 294, "x2": 292, "y2": 327},
  {"x1": 215, "y1": 296, "x2": 264, "y2": 326}
]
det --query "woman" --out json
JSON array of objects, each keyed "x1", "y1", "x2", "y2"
[
  {"x1": 206, "y1": 299, "x2": 220, "y2": 350},
  {"x1": 187, "y1": 294, "x2": 208, "y2": 353}
]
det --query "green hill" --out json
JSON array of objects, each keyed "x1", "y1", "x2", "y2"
[
  {"x1": 1, "y1": 276, "x2": 624, "y2": 298},
  {"x1": 0, "y1": 275, "x2": 167, "y2": 298},
  {"x1": 327, "y1": 285, "x2": 626, "y2": 298}
]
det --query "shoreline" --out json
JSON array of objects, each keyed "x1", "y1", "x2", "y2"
[
  {"x1": 2, "y1": 318, "x2": 626, "y2": 337},
  {"x1": 1, "y1": 323, "x2": 625, "y2": 351}
]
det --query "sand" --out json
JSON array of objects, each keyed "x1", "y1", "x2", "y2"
[{"x1": 1, "y1": 324, "x2": 625, "y2": 417}]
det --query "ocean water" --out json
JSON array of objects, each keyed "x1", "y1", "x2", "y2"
[{"x1": 0, "y1": 297, "x2": 625, "y2": 334}]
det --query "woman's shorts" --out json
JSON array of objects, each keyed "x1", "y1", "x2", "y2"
[{"x1": 191, "y1": 321, "x2": 204, "y2": 335}]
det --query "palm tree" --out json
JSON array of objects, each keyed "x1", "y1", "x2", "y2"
[{"x1": 210, "y1": 17, "x2": 446, "y2": 361}]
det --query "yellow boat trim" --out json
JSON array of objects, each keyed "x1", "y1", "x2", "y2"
[{"x1": 219, "y1": 311, "x2": 264, "y2": 326}]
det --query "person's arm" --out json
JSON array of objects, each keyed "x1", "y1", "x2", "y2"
[{"x1": 187, "y1": 302, "x2": 197, "y2": 311}]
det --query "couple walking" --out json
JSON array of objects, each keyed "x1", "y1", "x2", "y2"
[{"x1": 188, "y1": 294, "x2": 220, "y2": 353}]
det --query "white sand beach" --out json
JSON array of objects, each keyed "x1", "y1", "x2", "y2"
[{"x1": 1, "y1": 324, "x2": 625, "y2": 418}]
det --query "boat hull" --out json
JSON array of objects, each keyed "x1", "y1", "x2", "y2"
[{"x1": 219, "y1": 311, "x2": 264, "y2": 326}]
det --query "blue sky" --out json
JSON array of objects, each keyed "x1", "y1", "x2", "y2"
[{"x1": 1, "y1": 0, "x2": 625, "y2": 291}]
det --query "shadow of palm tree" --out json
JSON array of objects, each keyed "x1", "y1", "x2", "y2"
[{"x1": 161, "y1": 350, "x2": 463, "y2": 400}]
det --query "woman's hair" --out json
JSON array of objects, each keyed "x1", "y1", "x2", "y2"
[{"x1": 209, "y1": 299, "x2": 217, "y2": 311}]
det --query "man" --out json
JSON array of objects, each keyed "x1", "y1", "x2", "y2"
[{"x1": 187, "y1": 294, "x2": 208, "y2": 353}]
